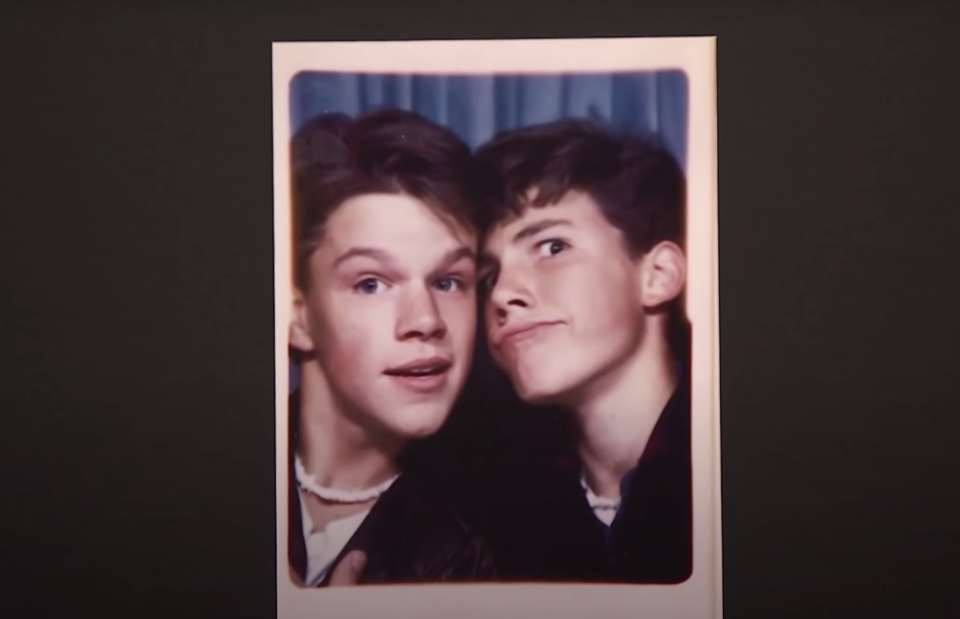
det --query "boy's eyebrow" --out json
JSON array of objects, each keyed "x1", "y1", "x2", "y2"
[
  {"x1": 477, "y1": 219, "x2": 574, "y2": 269},
  {"x1": 333, "y1": 245, "x2": 476, "y2": 269},
  {"x1": 435, "y1": 246, "x2": 477, "y2": 269},
  {"x1": 333, "y1": 247, "x2": 394, "y2": 268},
  {"x1": 511, "y1": 218, "x2": 574, "y2": 243}
]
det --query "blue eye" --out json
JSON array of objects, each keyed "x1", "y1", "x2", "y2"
[
  {"x1": 537, "y1": 239, "x2": 569, "y2": 257},
  {"x1": 434, "y1": 277, "x2": 461, "y2": 292},
  {"x1": 355, "y1": 278, "x2": 384, "y2": 294}
]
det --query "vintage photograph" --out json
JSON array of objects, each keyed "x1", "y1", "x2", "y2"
[{"x1": 273, "y1": 38, "x2": 719, "y2": 618}]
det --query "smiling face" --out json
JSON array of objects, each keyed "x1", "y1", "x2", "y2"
[
  {"x1": 482, "y1": 190, "x2": 676, "y2": 407},
  {"x1": 290, "y1": 193, "x2": 478, "y2": 440}
]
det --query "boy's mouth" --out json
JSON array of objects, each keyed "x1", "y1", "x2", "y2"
[
  {"x1": 384, "y1": 357, "x2": 453, "y2": 394},
  {"x1": 384, "y1": 357, "x2": 452, "y2": 377}
]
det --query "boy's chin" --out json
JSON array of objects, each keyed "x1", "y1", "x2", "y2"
[
  {"x1": 511, "y1": 371, "x2": 579, "y2": 407},
  {"x1": 515, "y1": 386, "x2": 563, "y2": 406},
  {"x1": 385, "y1": 410, "x2": 450, "y2": 441}
]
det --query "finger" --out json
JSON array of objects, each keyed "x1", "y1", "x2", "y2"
[{"x1": 328, "y1": 550, "x2": 367, "y2": 587}]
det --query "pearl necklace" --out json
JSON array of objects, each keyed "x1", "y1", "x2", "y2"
[
  {"x1": 580, "y1": 472, "x2": 622, "y2": 512},
  {"x1": 295, "y1": 455, "x2": 399, "y2": 504}
]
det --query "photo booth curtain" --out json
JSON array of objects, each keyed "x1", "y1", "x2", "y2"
[
  {"x1": 287, "y1": 71, "x2": 689, "y2": 393},
  {"x1": 289, "y1": 71, "x2": 688, "y2": 169}
]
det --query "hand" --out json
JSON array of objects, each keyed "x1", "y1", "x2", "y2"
[{"x1": 328, "y1": 550, "x2": 367, "y2": 587}]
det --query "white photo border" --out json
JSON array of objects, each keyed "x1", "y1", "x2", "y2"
[{"x1": 272, "y1": 37, "x2": 720, "y2": 619}]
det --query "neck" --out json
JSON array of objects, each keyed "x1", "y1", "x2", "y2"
[
  {"x1": 295, "y1": 360, "x2": 403, "y2": 491},
  {"x1": 571, "y1": 330, "x2": 678, "y2": 499}
]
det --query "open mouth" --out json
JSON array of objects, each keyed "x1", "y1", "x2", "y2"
[
  {"x1": 384, "y1": 358, "x2": 452, "y2": 378},
  {"x1": 384, "y1": 358, "x2": 452, "y2": 394}
]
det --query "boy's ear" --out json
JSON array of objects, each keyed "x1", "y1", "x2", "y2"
[
  {"x1": 638, "y1": 241, "x2": 687, "y2": 308},
  {"x1": 289, "y1": 288, "x2": 315, "y2": 352}
]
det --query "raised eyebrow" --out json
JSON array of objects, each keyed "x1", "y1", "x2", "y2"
[
  {"x1": 511, "y1": 219, "x2": 574, "y2": 243},
  {"x1": 437, "y1": 245, "x2": 477, "y2": 269},
  {"x1": 333, "y1": 246, "x2": 475, "y2": 269},
  {"x1": 332, "y1": 247, "x2": 395, "y2": 269}
]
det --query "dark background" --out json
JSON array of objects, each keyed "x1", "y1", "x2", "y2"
[{"x1": 2, "y1": 1, "x2": 959, "y2": 618}]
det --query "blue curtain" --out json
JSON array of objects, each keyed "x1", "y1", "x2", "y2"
[
  {"x1": 289, "y1": 70, "x2": 688, "y2": 170},
  {"x1": 287, "y1": 70, "x2": 689, "y2": 393}
]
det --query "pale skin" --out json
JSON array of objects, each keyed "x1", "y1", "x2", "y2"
[
  {"x1": 319, "y1": 190, "x2": 685, "y2": 586},
  {"x1": 482, "y1": 189, "x2": 686, "y2": 499},
  {"x1": 289, "y1": 193, "x2": 478, "y2": 583}
]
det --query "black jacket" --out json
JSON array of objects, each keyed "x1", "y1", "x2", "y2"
[
  {"x1": 287, "y1": 395, "x2": 500, "y2": 586},
  {"x1": 491, "y1": 368, "x2": 693, "y2": 584},
  {"x1": 287, "y1": 364, "x2": 692, "y2": 585}
]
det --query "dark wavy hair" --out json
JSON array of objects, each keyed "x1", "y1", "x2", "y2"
[{"x1": 475, "y1": 118, "x2": 690, "y2": 359}]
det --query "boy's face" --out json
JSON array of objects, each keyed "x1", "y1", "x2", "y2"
[
  {"x1": 480, "y1": 190, "x2": 683, "y2": 406},
  {"x1": 291, "y1": 193, "x2": 478, "y2": 440}
]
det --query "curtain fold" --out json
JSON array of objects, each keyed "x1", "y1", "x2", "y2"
[{"x1": 289, "y1": 70, "x2": 688, "y2": 169}]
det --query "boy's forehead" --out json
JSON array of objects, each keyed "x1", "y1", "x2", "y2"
[
  {"x1": 332, "y1": 192, "x2": 474, "y2": 238},
  {"x1": 482, "y1": 190, "x2": 584, "y2": 244},
  {"x1": 313, "y1": 194, "x2": 477, "y2": 264},
  {"x1": 481, "y1": 211, "x2": 526, "y2": 252}
]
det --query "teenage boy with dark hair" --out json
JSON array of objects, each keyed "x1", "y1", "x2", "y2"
[
  {"x1": 475, "y1": 119, "x2": 693, "y2": 584},
  {"x1": 286, "y1": 107, "x2": 497, "y2": 586}
]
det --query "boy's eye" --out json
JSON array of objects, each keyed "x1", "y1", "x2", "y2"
[
  {"x1": 478, "y1": 271, "x2": 497, "y2": 292},
  {"x1": 355, "y1": 277, "x2": 385, "y2": 294},
  {"x1": 536, "y1": 239, "x2": 569, "y2": 257},
  {"x1": 434, "y1": 277, "x2": 461, "y2": 292}
]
